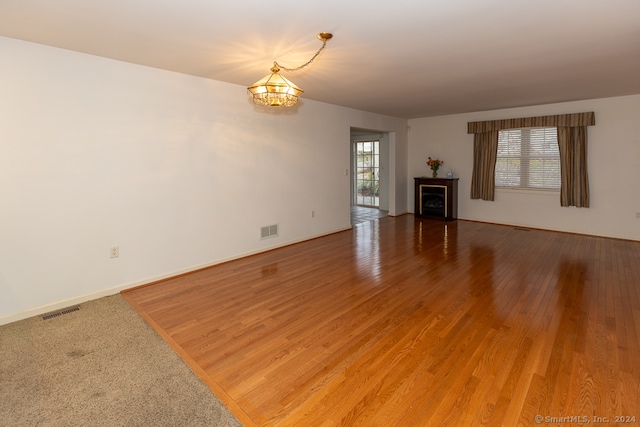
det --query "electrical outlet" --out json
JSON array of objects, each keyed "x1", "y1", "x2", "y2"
[
  {"x1": 311, "y1": 210, "x2": 315, "y2": 218},
  {"x1": 110, "y1": 246, "x2": 119, "y2": 258},
  {"x1": 636, "y1": 212, "x2": 640, "y2": 220}
]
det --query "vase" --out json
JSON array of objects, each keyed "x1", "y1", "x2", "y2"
[{"x1": 432, "y1": 169, "x2": 438, "y2": 178}]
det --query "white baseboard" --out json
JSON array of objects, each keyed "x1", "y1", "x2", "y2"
[
  {"x1": 0, "y1": 285, "x2": 132, "y2": 326},
  {"x1": 0, "y1": 226, "x2": 352, "y2": 326}
]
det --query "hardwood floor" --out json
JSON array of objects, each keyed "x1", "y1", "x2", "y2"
[{"x1": 121, "y1": 216, "x2": 640, "y2": 426}]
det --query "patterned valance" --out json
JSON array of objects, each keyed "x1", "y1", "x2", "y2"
[{"x1": 467, "y1": 112, "x2": 595, "y2": 134}]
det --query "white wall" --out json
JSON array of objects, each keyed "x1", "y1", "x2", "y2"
[
  {"x1": 407, "y1": 95, "x2": 640, "y2": 241},
  {"x1": 0, "y1": 36, "x2": 408, "y2": 323}
]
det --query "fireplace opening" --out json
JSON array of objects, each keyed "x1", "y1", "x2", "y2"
[{"x1": 419, "y1": 185, "x2": 447, "y2": 217}]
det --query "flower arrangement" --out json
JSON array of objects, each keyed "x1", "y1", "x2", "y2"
[{"x1": 427, "y1": 157, "x2": 444, "y2": 177}]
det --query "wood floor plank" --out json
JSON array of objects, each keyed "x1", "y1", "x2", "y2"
[{"x1": 122, "y1": 216, "x2": 640, "y2": 426}]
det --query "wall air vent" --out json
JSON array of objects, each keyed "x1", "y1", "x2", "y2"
[{"x1": 261, "y1": 224, "x2": 279, "y2": 240}]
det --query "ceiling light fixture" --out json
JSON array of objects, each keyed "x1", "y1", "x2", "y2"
[{"x1": 247, "y1": 32, "x2": 333, "y2": 107}]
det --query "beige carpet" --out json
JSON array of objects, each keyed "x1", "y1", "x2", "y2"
[{"x1": 0, "y1": 294, "x2": 242, "y2": 427}]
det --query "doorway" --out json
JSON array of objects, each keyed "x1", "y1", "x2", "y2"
[
  {"x1": 350, "y1": 129, "x2": 391, "y2": 226},
  {"x1": 353, "y1": 139, "x2": 380, "y2": 207}
]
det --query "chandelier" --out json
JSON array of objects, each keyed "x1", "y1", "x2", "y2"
[{"x1": 247, "y1": 33, "x2": 333, "y2": 107}]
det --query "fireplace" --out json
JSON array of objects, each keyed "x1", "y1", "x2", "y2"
[{"x1": 414, "y1": 177, "x2": 459, "y2": 221}]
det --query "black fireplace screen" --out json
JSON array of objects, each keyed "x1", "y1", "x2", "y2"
[{"x1": 419, "y1": 185, "x2": 448, "y2": 217}]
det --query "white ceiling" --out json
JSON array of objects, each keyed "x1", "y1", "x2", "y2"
[{"x1": 1, "y1": 0, "x2": 639, "y2": 119}]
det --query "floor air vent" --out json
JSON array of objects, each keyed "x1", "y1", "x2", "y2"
[
  {"x1": 514, "y1": 227, "x2": 531, "y2": 231},
  {"x1": 261, "y1": 224, "x2": 279, "y2": 240},
  {"x1": 42, "y1": 305, "x2": 80, "y2": 320}
]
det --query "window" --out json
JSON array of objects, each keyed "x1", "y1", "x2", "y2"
[{"x1": 495, "y1": 127, "x2": 560, "y2": 190}]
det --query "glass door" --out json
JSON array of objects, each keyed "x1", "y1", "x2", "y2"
[{"x1": 353, "y1": 140, "x2": 380, "y2": 207}]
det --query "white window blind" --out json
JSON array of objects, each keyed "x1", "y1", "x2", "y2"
[{"x1": 496, "y1": 127, "x2": 560, "y2": 190}]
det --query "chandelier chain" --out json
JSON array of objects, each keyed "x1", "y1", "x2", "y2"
[{"x1": 273, "y1": 38, "x2": 328, "y2": 72}]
